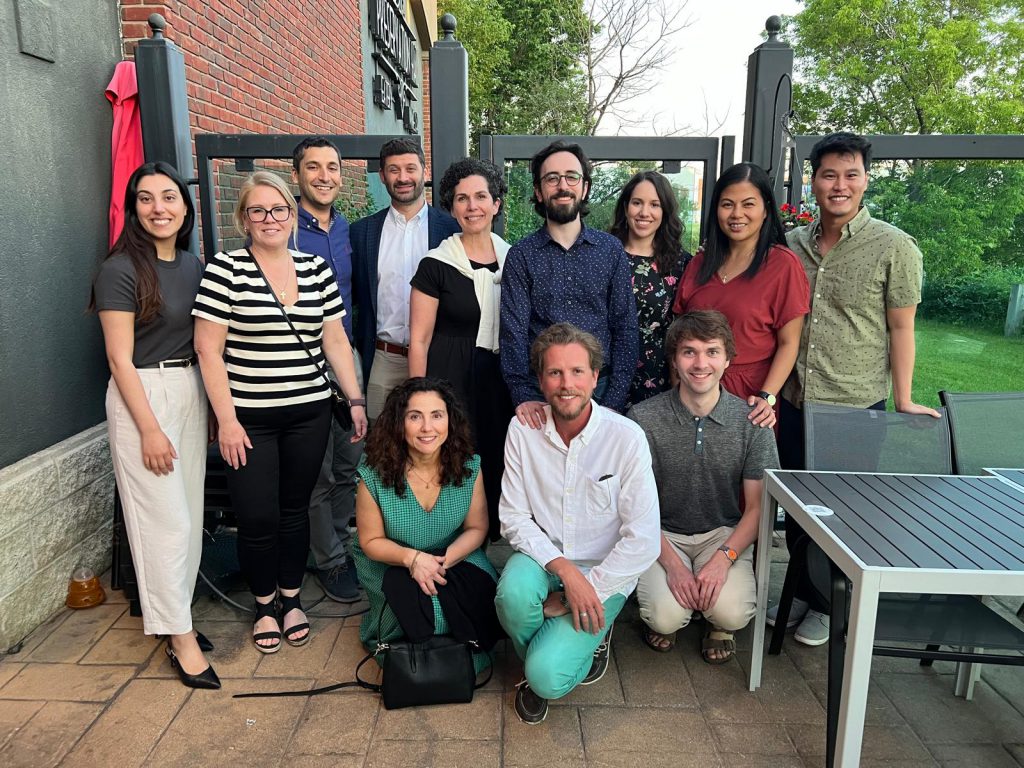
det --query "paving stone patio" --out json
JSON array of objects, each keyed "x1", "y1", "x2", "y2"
[{"x1": 1, "y1": 538, "x2": 1023, "y2": 767}]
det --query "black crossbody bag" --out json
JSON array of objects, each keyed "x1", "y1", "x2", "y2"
[
  {"x1": 247, "y1": 248, "x2": 352, "y2": 430},
  {"x1": 233, "y1": 614, "x2": 491, "y2": 709}
]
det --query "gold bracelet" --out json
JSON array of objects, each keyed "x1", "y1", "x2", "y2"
[{"x1": 409, "y1": 550, "x2": 423, "y2": 575}]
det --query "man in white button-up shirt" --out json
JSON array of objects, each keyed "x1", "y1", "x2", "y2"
[{"x1": 496, "y1": 323, "x2": 660, "y2": 725}]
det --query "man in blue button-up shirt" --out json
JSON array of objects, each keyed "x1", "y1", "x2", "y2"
[
  {"x1": 500, "y1": 141, "x2": 638, "y2": 420},
  {"x1": 289, "y1": 137, "x2": 362, "y2": 603}
]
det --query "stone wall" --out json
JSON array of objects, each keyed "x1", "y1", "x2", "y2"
[{"x1": 0, "y1": 426, "x2": 114, "y2": 650}]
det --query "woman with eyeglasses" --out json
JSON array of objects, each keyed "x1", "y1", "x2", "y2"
[
  {"x1": 90, "y1": 162, "x2": 218, "y2": 689},
  {"x1": 672, "y1": 163, "x2": 809, "y2": 430},
  {"x1": 609, "y1": 171, "x2": 692, "y2": 405},
  {"x1": 193, "y1": 171, "x2": 367, "y2": 654}
]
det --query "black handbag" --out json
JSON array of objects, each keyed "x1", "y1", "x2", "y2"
[
  {"x1": 247, "y1": 248, "x2": 353, "y2": 430},
  {"x1": 356, "y1": 634, "x2": 483, "y2": 710},
  {"x1": 233, "y1": 634, "x2": 490, "y2": 708}
]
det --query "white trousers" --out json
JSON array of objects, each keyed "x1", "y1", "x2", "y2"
[{"x1": 106, "y1": 367, "x2": 207, "y2": 635}]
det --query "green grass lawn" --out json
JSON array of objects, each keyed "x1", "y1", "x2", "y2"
[{"x1": 894, "y1": 318, "x2": 1024, "y2": 409}]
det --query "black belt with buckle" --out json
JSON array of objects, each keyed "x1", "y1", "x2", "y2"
[{"x1": 139, "y1": 357, "x2": 196, "y2": 369}]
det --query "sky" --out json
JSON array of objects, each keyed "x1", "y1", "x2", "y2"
[{"x1": 601, "y1": 0, "x2": 803, "y2": 146}]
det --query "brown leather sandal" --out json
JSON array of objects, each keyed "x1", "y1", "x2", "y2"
[{"x1": 701, "y1": 628, "x2": 735, "y2": 665}]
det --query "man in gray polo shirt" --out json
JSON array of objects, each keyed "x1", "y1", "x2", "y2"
[{"x1": 628, "y1": 310, "x2": 778, "y2": 663}]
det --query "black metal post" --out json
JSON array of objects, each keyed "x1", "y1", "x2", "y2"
[
  {"x1": 136, "y1": 14, "x2": 198, "y2": 254},
  {"x1": 429, "y1": 14, "x2": 469, "y2": 182},
  {"x1": 742, "y1": 15, "x2": 794, "y2": 202}
]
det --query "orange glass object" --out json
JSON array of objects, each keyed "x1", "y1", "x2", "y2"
[{"x1": 65, "y1": 566, "x2": 106, "y2": 609}]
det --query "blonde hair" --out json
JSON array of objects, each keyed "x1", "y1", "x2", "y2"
[
  {"x1": 529, "y1": 322, "x2": 604, "y2": 376},
  {"x1": 233, "y1": 171, "x2": 298, "y2": 242}
]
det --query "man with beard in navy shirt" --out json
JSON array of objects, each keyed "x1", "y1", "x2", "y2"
[{"x1": 500, "y1": 141, "x2": 638, "y2": 427}]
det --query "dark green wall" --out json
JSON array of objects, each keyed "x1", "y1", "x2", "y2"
[{"x1": 0, "y1": 0, "x2": 122, "y2": 467}]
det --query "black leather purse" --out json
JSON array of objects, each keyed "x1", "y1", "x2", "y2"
[
  {"x1": 356, "y1": 634, "x2": 482, "y2": 710},
  {"x1": 247, "y1": 248, "x2": 353, "y2": 430},
  {"x1": 234, "y1": 632, "x2": 490, "y2": 708}
]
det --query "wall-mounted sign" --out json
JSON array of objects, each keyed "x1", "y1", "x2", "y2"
[{"x1": 369, "y1": 0, "x2": 419, "y2": 134}]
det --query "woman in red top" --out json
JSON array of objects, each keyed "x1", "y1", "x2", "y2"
[{"x1": 673, "y1": 163, "x2": 809, "y2": 428}]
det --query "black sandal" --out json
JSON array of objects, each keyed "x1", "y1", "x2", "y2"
[
  {"x1": 253, "y1": 598, "x2": 282, "y2": 654},
  {"x1": 279, "y1": 592, "x2": 310, "y2": 647}
]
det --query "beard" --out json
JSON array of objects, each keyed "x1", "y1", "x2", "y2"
[
  {"x1": 544, "y1": 194, "x2": 582, "y2": 224},
  {"x1": 549, "y1": 390, "x2": 592, "y2": 422},
  {"x1": 387, "y1": 178, "x2": 425, "y2": 204}
]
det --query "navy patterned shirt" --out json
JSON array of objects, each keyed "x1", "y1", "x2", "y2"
[{"x1": 499, "y1": 224, "x2": 639, "y2": 411}]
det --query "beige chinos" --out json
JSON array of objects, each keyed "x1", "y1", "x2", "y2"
[{"x1": 636, "y1": 526, "x2": 756, "y2": 634}]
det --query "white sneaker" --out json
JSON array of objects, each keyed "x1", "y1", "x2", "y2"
[
  {"x1": 766, "y1": 597, "x2": 809, "y2": 629},
  {"x1": 794, "y1": 610, "x2": 830, "y2": 646}
]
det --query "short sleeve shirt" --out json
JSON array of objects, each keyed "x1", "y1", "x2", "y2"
[
  {"x1": 784, "y1": 207, "x2": 923, "y2": 408},
  {"x1": 92, "y1": 251, "x2": 203, "y2": 367},
  {"x1": 627, "y1": 388, "x2": 779, "y2": 535},
  {"x1": 674, "y1": 244, "x2": 810, "y2": 367},
  {"x1": 191, "y1": 248, "x2": 344, "y2": 408}
]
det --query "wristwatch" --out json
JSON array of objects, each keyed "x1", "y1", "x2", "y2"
[
  {"x1": 718, "y1": 545, "x2": 738, "y2": 564},
  {"x1": 757, "y1": 390, "x2": 777, "y2": 406}
]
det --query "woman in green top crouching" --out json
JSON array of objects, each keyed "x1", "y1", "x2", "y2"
[{"x1": 353, "y1": 378, "x2": 503, "y2": 672}]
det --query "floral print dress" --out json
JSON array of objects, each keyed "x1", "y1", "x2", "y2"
[{"x1": 627, "y1": 251, "x2": 691, "y2": 406}]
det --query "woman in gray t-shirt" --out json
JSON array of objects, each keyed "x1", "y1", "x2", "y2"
[{"x1": 90, "y1": 162, "x2": 218, "y2": 690}]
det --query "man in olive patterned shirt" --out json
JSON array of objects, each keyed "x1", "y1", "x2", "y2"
[{"x1": 774, "y1": 132, "x2": 940, "y2": 646}]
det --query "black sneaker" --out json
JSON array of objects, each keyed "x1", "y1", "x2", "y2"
[
  {"x1": 316, "y1": 563, "x2": 361, "y2": 603},
  {"x1": 514, "y1": 681, "x2": 548, "y2": 725},
  {"x1": 580, "y1": 623, "x2": 613, "y2": 686}
]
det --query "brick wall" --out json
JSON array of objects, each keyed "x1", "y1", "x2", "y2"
[
  {"x1": 119, "y1": 1, "x2": 365, "y2": 137},
  {"x1": 118, "y1": 1, "x2": 372, "y2": 250}
]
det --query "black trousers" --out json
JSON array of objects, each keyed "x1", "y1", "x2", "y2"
[{"x1": 226, "y1": 399, "x2": 332, "y2": 597}]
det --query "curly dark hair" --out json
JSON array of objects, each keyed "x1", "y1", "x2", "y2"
[
  {"x1": 364, "y1": 377, "x2": 475, "y2": 496},
  {"x1": 609, "y1": 170, "x2": 687, "y2": 275},
  {"x1": 438, "y1": 158, "x2": 507, "y2": 216}
]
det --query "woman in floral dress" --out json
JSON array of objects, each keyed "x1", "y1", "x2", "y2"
[{"x1": 610, "y1": 171, "x2": 692, "y2": 405}]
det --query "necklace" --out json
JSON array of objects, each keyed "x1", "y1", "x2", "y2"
[
  {"x1": 718, "y1": 249, "x2": 756, "y2": 283},
  {"x1": 407, "y1": 463, "x2": 440, "y2": 489},
  {"x1": 259, "y1": 261, "x2": 294, "y2": 301}
]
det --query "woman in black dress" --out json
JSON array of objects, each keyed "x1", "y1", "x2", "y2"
[{"x1": 408, "y1": 159, "x2": 512, "y2": 539}]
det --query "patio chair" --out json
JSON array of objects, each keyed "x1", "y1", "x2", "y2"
[
  {"x1": 939, "y1": 390, "x2": 1024, "y2": 476},
  {"x1": 767, "y1": 402, "x2": 1024, "y2": 767},
  {"x1": 941, "y1": 390, "x2": 1024, "y2": 621}
]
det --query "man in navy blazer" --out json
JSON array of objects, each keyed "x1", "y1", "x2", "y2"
[{"x1": 350, "y1": 137, "x2": 460, "y2": 418}]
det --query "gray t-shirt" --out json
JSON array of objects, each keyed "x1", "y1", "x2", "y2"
[
  {"x1": 93, "y1": 251, "x2": 203, "y2": 367},
  {"x1": 628, "y1": 387, "x2": 779, "y2": 535}
]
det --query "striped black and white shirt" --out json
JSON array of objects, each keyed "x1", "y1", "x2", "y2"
[{"x1": 192, "y1": 248, "x2": 345, "y2": 409}]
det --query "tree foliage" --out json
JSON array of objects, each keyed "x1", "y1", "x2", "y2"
[
  {"x1": 439, "y1": 0, "x2": 592, "y2": 144},
  {"x1": 787, "y1": 0, "x2": 1024, "y2": 135},
  {"x1": 787, "y1": 0, "x2": 1024, "y2": 325}
]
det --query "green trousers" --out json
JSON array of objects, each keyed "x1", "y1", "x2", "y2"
[{"x1": 495, "y1": 552, "x2": 626, "y2": 699}]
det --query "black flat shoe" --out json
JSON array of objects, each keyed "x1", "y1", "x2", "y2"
[{"x1": 165, "y1": 644, "x2": 221, "y2": 690}]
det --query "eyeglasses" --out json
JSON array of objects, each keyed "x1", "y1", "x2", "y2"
[
  {"x1": 540, "y1": 171, "x2": 584, "y2": 188},
  {"x1": 245, "y1": 205, "x2": 292, "y2": 223}
]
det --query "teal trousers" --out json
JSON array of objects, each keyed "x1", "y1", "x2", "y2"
[{"x1": 495, "y1": 552, "x2": 626, "y2": 699}]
